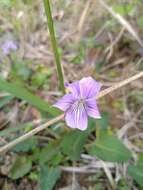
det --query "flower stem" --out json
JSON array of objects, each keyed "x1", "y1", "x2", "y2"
[{"x1": 43, "y1": 0, "x2": 65, "y2": 93}]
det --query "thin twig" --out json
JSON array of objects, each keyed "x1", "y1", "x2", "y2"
[
  {"x1": 105, "y1": 27, "x2": 125, "y2": 60},
  {"x1": 0, "y1": 93, "x2": 11, "y2": 97},
  {"x1": 129, "y1": 132, "x2": 143, "y2": 140},
  {"x1": 0, "y1": 114, "x2": 64, "y2": 154},
  {"x1": 60, "y1": 161, "x2": 114, "y2": 173},
  {"x1": 101, "y1": 57, "x2": 128, "y2": 72},
  {"x1": 60, "y1": 166, "x2": 98, "y2": 173},
  {"x1": 0, "y1": 72, "x2": 143, "y2": 154},
  {"x1": 97, "y1": 72, "x2": 143, "y2": 99},
  {"x1": 117, "y1": 107, "x2": 143, "y2": 138},
  {"x1": 101, "y1": 161, "x2": 115, "y2": 189}
]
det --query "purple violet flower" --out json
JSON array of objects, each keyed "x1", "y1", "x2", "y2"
[
  {"x1": 53, "y1": 77, "x2": 101, "y2": 131},
  {"x1": 1, "y1": 40, "x2": 17, "y2": 55}
]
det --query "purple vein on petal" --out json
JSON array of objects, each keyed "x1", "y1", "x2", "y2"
[{"x1": 65, "y1": 101, "x2": 88, "y2": 130}]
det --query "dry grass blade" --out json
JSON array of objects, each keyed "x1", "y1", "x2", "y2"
[
  {"x1": 117, "y1": 107, "x2": 143, "y2": 138},
  {"x1": 105, "y1": 27, "x2": 125, "y2": 60},
  {"x1": 101, "y1": 161, "x2": 115, "y2": 189},
  {"x1": 100, "y1": 0, "x2": 143, "y2": 47},
  {"x1": 97, "y1": 72, "x2": 143, "y2": 99},
  {"x1": 0, "y1": 72, "x2": 143, "y2": 154},
  {"x1": 76, "y1": 0, "x2": 91, "y2": 41}
]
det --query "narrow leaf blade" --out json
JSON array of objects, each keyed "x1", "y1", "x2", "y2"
[
  {"x1": 88, "y1": 135, "x2": 132, "y2": 162},
  {"x1": 127, "y1": 165, "x2": 143, "y2": 187},
  {"x1": 9, "y1": 156, "x2": 32, "y2": 179},
  {"x1": 0, "y1": 79, "x2": 60, "y2": 116},
  {"x1": 40, "y1": 166, "x2": 61, "y2": 190}
]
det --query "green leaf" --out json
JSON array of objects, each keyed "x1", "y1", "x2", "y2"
[
  {"x1": 127, "y1": 165, "x2": 143, "y2": 187},
  {"x1": 137, "y1": 154, "x2": 143, "y2": 169},
  {"x1": 0, "y1": 79, "x2": 60, "y2": 116},
  {"x1": 38, "y1": 141, "x2": 61, "y2": 164},
  {"x1": 61, "y1": 130, "x2": 89, "y2": 161},
  {"x1": 96, "y1": 112, "x2": 110, "y2": 130},
  {"x1": 88, "y1": 135, "x2": 132, "y2": 162},
  {"x1": 137, "y1": 17, "x2": 143, "y2": 28},
  {"x1": 28, "y1": 172, "x2": 38, "y2": 181},
  {"x1": 113, "y1": 5, "x2": 134, "y2": 16},
  {"x1": 130, "y1": 91, "x2": 143, "y2": 104},
  {"x1": 51, "y1": 152, "x2": 63, "y2": 166},
  {"x1": 0, "y1": 122, "x2": 33, "y2": 137},
  {"x1": 31, "y1": 73, "x2": 47, "y2": 87},
  {"x1": 39, "y1": 166, "x2": 61, "y2": 190},
  {"x1": 9, "y1": 156, "x2": 32, "y2": 179},
  {"x1": 0, "y1": 95, "x2": 13, "y2": 109},
  {"x1": 117, "y1": 179, "x2": 130, "y2": 190},
  {"x1": 17, "y1": 67, "x2": 32, "y2": 81},
  {"x1": 12, "y1": 137, "x2": 38, "y2": 152},
  {"x1": 60, "y1": 119, "x2": 96, "y2": 161},
  {"x1": 0, "y1": 0, "x2": 12, "y2": 8}
]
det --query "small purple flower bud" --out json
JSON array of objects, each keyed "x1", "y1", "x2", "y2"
[{"x1": 1, "y1": 40, "x2": 18, "y2": 55}]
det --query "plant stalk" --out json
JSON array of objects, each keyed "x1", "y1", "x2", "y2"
[{"x1": 43, "y1": 0, "x2": 65, "y2": 93}]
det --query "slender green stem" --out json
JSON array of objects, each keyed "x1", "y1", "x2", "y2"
[{"x1": 43, "y1": 0, "x2": 65, "y2": 93}]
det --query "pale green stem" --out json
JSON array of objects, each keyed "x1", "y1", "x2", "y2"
[{"x1": 43, "y1": 0, "x2": 65, "y2": 93}]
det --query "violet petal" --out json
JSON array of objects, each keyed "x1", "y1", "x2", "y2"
[
  {"x1": 66, "y1": 81, "x2": 80, "y2": 98},
  {"x1": 65, "y1": 103, "x2": 88, "y2": 131},
  {"x1": 79, "y1": 77, "x2": 101, "y2": 99},
  {"x1": 86, "y1": 99, "x2": 101, "y2": 119},
  {"x1": 53, "y1": 94, "x2": 75, "y2": 111},
  {"x1": 1, "y1": 40, "x2": 17, "y2": 55}
]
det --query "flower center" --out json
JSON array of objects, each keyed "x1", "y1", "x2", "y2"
[
  {"x1": 69, "y1": 98, "x2": 86, "y2": 114},
  {"x1": 78, "y1": 98, "x2": 85, "y2": 110},
  {"x1": 79, "y1": 98, "x2": 84, "y2": 104}
]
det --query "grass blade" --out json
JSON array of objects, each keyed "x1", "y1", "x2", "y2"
[{"x1": 0, "y1": 79, "x2": 60, "y2": 116}]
